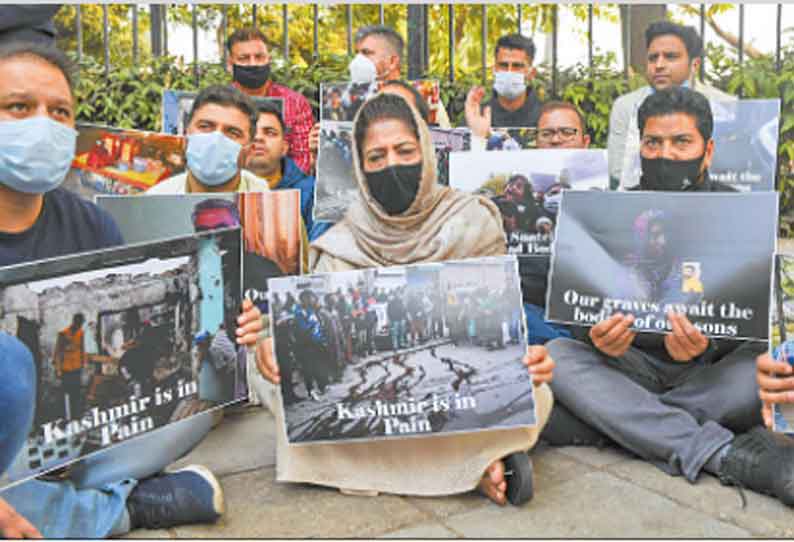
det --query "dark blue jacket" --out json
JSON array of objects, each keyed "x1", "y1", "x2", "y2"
[{"x1": 275, "y1": 157, "x2": 331, "y2": 241}]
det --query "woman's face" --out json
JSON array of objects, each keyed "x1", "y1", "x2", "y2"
[{"x1": 361, "y1": 118, "x2": 421, "y2": 173}]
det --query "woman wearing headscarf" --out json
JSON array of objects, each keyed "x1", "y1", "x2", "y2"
[{"x1": 255, "y1": 93, "x2": 554, "y2": 506}]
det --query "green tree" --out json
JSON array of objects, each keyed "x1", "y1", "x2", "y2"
[{"x1": 55, "y1": 5, "x2": 152, "y2": 66}]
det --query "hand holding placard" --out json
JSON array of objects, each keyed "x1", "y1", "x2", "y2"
[{"x1": 588, "y1": 314, "x2": 637, "y2": 358}]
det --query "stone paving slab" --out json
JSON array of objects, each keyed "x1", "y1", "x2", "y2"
[
  {"x1": 170, "y1": 407, "x2": 276, "y2": 477},
  {"x1": 440, "y1": 470, "x2": 752, "y2": 538},
  {"x1": 121, "y1": 528, "x2": 174, "y2": 539},
  {"x1": 554, "y1": 444, "x2": 636, "y2": 469},
  {"x1": 607, "y1": 459, "x2": 794, "y2": 538},
  {"x1": 173, "y1": 468, "x2": 430, "y2": 539},
  {"x1": 380, "y1": 522, "x2": 460, "y2": 538},
  {"x1": 530, "y1": 443, "x2": 599, "y2": 493}
]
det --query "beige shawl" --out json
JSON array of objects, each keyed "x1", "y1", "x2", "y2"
[{"x1": 310, "y1": 94, "x2": 506, "y2": 272}]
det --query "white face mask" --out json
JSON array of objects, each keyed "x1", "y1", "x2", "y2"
[
  {"x1": 493, "y1": 71, "x2": 526, "y2": 100},
  {"x1": 349, "y1": 53, "x2": 378, "y2": 84}
]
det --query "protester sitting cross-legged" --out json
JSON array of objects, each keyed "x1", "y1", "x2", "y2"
[
  {"x1": 255, "y1": 92, "x2": 555, "y2": 506},
  {"x1": 226, "y1": 27, "x2": 314, "y2": 174},
  {"x1": 149, "y1": 85, "x2": 270, "y2": 195},
  {"x1": 545, "y1": 87, "x2": 794, "y2": 508},
  {"x1": 0, "y1": 42, "x2": 263, "y2": 538},
  {"x1": 244, "y1": 101, "x2": 325, "y2": 240}
]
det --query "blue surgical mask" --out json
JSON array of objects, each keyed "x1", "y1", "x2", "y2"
[
  {"x1": 493, "y1": 71, "x2": 526, "y2": 100},
  {"x1": 0, "y1": 116, "x2": 77, "y2": 194},
  {"x1": 186, "y1": 131, "x2": 242, "y2": 187}
]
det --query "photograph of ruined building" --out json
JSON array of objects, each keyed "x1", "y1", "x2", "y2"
[
  {"x1": 0, "y1": 229, "x2": 241, "y2": 488},
  {"x1": 269, "y1": 255, "x2": 536, "y2": 445}
]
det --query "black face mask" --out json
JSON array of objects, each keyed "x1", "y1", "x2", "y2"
[
  {"x1": 232, "y1": 64, "x2": 271, "y2": 89},
  {"x1": 364, "y1": 162, "x2": 422, "y2": 216},
  {"x1": 640, "y1": 155, "x2": 704, "y2": 191}
]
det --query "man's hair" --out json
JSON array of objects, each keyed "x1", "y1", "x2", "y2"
[
  {"x1": 0, "y1": 41, "x2": 74, "y2": 92},
  {"x1": 380, "y1": 80, "x2": 430, "y2": 123},
  {"x1": 645, "y1": 21, "x2": 703, "y2": 60},
  {"x1": 256, "y1": 101, "x2": 286, "y2": 135},
  {"x1": 354, "y1": 25, "x2": 404, "y2": 61},
  {"x1": 637, "y1": 87, "x2": 713, "y2": 142},
  {"x1": 538, "y1": 101, "x2": 587, "y2": 134},
  {"x1": 187, "y1": 85, "x2": 258, "y2": 139},
  {"x1": 226, "y1": 27, "x2": 268, "y2": 54},
  {"x1": 72, "y1": 313, "x2": 85, "y2": 326},
  {"x1": 354, "y1": 93, "x2": 420, "y2": 164},
  {"x1": 495, "y1": 33, "x2": 536, "y2": 63}
]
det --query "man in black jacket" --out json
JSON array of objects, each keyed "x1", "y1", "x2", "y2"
[{"x1": 546, "y1": 87, "x2": 794, "y2": 507}]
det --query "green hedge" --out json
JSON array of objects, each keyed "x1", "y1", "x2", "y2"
[{"x1": 71, "y1": 49, "x2": 794, "y2": 233}]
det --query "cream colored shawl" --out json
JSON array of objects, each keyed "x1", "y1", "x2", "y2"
[{"x1": 310, "y1": 94, "x2": 506, "y2": 272}]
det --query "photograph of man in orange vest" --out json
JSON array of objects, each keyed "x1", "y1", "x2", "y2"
[{"x1": 54, "y1": 313, "x2": 86, "y2": 420}]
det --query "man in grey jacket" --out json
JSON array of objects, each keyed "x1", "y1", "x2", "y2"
[{"x1": 608, "y1": 21, "x2": 733, "y2": 188}]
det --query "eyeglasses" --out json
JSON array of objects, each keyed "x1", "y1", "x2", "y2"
[{"x1": 537, "y1": 127, "x2": 580, "y2": 141}]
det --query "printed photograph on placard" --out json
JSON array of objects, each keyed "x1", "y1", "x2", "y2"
[
  {"x1": 97, "y1": 191, "x2": 303, "y2": 314},
  {"x1": 770, "y1": 254, "x2": 794, "y2": 435},
  {"x1": 320, "y1": 80, "x2": 443, "y2": 124},
  {"x1": 63, "y1": 123, "x2": 185, "y2": 198},
  {"x1": 485, "y1": 127, "x2": 537, "y2": 151},
  {"x1": 431, "y1": 127, "x2": 470, "y2": 186},
  {"x1": 161, "y1": 89, "x2": 283, "y2": 136},
  {"x1": 0, "y1": 229, "x2": 242, "y2": 490},
  {"x1": 268, "y1": 256, "x2": 535, "y2": 445},
  {"x1": 545, "y1": 191, "x2": 777, "y2": 341},
  {"x1": 315, "y1": 120, "x2": 356, "y2": 222},
  {"x1": 449, "y1": 149, "x2": 609, "y2": 256},
  {"x1": 620, "y1": 99, "x2": 781, "y2": 192}
]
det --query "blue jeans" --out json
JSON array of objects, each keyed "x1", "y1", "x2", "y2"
[
  {"x1": 523, "y1": 303, "x2": 572, "y2": 345},
  {"x1": 0, "y1": 333, "x2": 35, "y2": 476}
]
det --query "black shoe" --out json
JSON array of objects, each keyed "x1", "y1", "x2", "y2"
[
  {"x1": 719, "y1": 427, "x2": 794, "y2": 507},
  {"x1": 127, "y1": 465, "x2": 224, "y2": 530},
  {"x1": 503, "y1": 452, "x2": 534, "y2": 506}
]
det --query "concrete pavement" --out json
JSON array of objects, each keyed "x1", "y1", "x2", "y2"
[{"x1": 125, "y1": 406, "x2": 794, "y2": 539}]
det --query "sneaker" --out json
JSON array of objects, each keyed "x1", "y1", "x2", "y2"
[
  {"x1": 719, "y1": 427, "x2": 794, "y2": 507},
  {"x1": 127, "y1": 465, "x2": 224, "y2": 530}
]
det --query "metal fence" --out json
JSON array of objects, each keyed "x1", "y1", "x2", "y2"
[{"x1": 74, "y1": 3, "x2": 787, "y2": 98}]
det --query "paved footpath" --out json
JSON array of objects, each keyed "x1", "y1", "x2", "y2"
[{"x1": 124, "y1": 406, "x2": 794, "y2": 539}]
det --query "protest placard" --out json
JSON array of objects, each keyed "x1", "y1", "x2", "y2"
[
  {"x1": 0, "y1": 229, "x2": 242, "y2": 489},
  {"x1": 449, "y1": 149, "x2": 609, "y2": 256},
  {"x1": 63, "y1": 123, "x2": 185, "y2": 198},
  {"x1": 320, "y1": 80, "x2": 442, "y2": 124},
  {"x1": 268, "y1": 256, "x2": 536, "y2": 444},
  {"x1": 546, "y1": 191, "x2": 777, "y2": 340}
]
